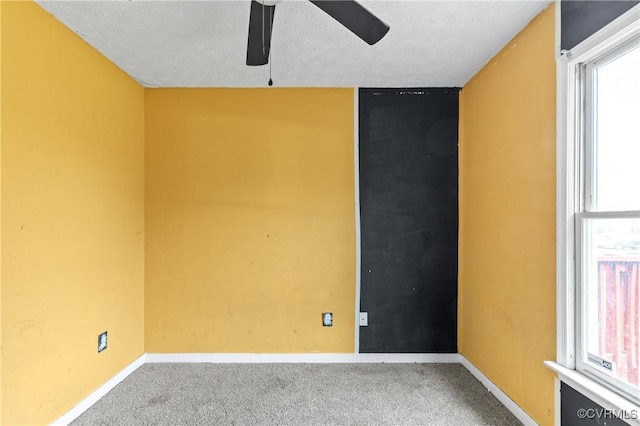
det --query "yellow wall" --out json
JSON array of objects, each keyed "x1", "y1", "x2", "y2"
[
  {"x1": 459, "y1": 5, "x2": 556, "y2": 425},
  {"x1": 1, "y1": 3, "x2": 145, "y2": 425},
  {"x1": 145, "y1": 89, "x2": 355, "y2": 353},
  {"x1": 0, "y1": 1, "x2": 3, "y2": 421}
]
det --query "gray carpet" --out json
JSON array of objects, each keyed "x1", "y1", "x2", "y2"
[{"x1": 71, "y1": 363, "x2": 522, "y2": 426}]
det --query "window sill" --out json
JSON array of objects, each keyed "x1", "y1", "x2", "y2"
[{"x1": 544, "y1": 361, "x2": 640, "y2": 426}]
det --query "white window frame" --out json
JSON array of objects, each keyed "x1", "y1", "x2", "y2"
[{"x1": 549, "y1": 3, "x2": 640, "y2": 423}]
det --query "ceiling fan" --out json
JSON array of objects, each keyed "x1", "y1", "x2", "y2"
[{"x1": 246, "y1": 0, "x2": 390, "y2": 66}]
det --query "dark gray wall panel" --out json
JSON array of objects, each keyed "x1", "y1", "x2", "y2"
[
  {"x1": 561, "y1": 1, "x2": 639, "y2": 50},
  {"x1": 358, "y1": 88, "x2": 458, "y2": 353},
  {"x1": 561, "y1": 382, "x2": 630, "y2": 425}
]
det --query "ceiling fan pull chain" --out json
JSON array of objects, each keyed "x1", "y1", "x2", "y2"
[
  {"x1": 261, "y1": 2, "x2": 265, "y2": 57},
  {"x1": 268, "y1": 5, "x2": 273, "y2": 86}
]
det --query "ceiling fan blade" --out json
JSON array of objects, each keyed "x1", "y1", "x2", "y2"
[
  {"x1": 309, "y1": 0, "x2": 389, "y2": 45},
  {"x1": 246, "y1": 0, "x2": 276, "y2": 66}
]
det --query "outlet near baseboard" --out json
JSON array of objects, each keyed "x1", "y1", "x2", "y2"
[
  {"x1": 98, "y1": 331, "x2": 108, "y2": 353},
  {"x1": 322, "y1": 312, "x2": 333, "y2": 327},
  {"x1": 359, "y1": 312, "x2": 368, "y2": 326}
]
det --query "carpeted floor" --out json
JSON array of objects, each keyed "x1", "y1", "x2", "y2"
[{"x1": 71, "y1": 363, "x2": 522, "y2": 425}]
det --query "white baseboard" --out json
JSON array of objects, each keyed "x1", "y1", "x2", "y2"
[
  {"x1": 50, "y1": 354, "x2": 146, "y2": 426},
  {"x1": 144, "y1": 352, "x2": 461, "y2": 364},
  {"x1": 459, "y1": 355, "x2": 538, "y2": 426}
]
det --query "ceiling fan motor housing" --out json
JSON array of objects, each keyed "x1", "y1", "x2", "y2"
[{"x1": 246, "y1": 0, "x2": 390, "y2": 66}]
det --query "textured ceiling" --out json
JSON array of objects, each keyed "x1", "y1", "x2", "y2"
[{"x1": 36, "y1": 0, "x2": 552, "y2": 87}]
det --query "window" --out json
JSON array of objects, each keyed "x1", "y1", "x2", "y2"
[
  {"x1": 577, "y1": 38, "x2": 640, "y2": 404},
  {"x1": 561, "y1": 12, "x2": 640, "y2": 407},
  {"x1": 577, "y1": 214, "x2": 639, "y2": 402}
]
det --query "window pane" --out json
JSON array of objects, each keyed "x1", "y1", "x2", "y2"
[
  {"x1": 593, "y1": 46, "x2": 640, "y2": 211},
  {"x1": 583, "y1": 216, "x2": 640, "y2": 389}
]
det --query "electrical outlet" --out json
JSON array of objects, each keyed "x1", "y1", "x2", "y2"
[
  {"x1": 98, "y1": 331, "x2": 108, "y2": 353},
  {"x1": 322, "y1": 312, "x2": 333, "y2": 327},
  {"x1": 359, "y1": 312, "x2": 368, "y2": 326}
]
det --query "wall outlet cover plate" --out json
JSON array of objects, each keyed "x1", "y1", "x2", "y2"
[
  {"x1": 359, "y1": 312, "x2": 368, "y2": 326},
  {"x1": 98, "y1": 331, "x2": 108, "y2": 353},
  {"x1": 322, "y1": 312, "x2": 333, "y2": 327}
]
